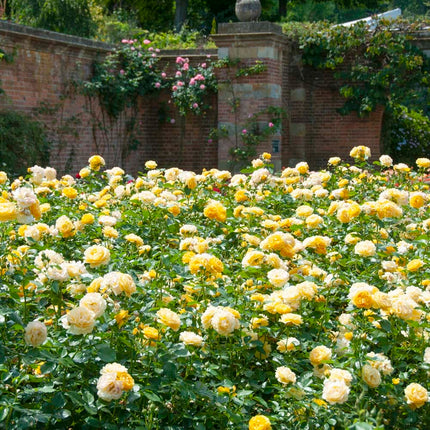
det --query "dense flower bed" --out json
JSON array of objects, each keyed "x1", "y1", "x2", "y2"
[{"x1": 1, "y1": 149, "x2": 430, "y2": 429}]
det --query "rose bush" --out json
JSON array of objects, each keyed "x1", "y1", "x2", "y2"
[{"x1": 0, "y1": 150, "x2": 430, "y2": 428}]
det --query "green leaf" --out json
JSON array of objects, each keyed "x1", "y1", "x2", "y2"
[{"x1": 95, "y1": 344, "x2": 116, "y2": 362}]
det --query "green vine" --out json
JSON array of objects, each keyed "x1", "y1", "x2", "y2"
[{"x1": 283, "y1": 19, "x2": 430, "y2": 159}]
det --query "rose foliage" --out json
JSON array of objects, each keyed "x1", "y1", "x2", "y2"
[{"x1": 1, "y1": 150, "x2": 430, "y2": 428}]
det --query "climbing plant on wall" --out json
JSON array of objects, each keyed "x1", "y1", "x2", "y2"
[{"x1": 283, "y1": 19, "x2": 430, "y2": 161}]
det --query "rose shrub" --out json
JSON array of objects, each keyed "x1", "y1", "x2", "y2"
[{"x1": 0, "y1": 150, "x2": 430, "y2": 428}]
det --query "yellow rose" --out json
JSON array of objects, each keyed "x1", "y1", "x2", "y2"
[
  {"x1": 296, "y1": 162, "x2": 309, "y2": 174},
  {"x1": 65, "y1": 306, "x2": 96, "y2": 334},
  {"x1": 24, "y1": 320, "x2": 47, "y2": 347},
  {"x1": 143, "y1": 326, "x2": 160, "y2": 340},
  {"x1": 322, "y1": 378, "x2": 350, "y2": 404},
  {"x1": 361, "y1": 364, "x2": 381, "y2": 388},
  {"x1": 79, "y1": 167, "x2": 91, "y2": 178},
  {"x1": 156, "y1": 308, "x2": 181, "y2": 331},
  {"x1": 55, "y1": 215, "x2": 75, "y2": 237},
  {"x1": 275, "y1": 366, "x2": 296, "y2": 384},
  {"x1": 349, "y1": 145, "x2": 371, "y2": 160},
  {"x1": 354, "y1": 240, "x2": 376, "y2": 257},
  {"x1": 416, "y1": 158, "x2": 430, "y2": 169},
  {"x1": 328, "y1": 157, "x2": 341, "y2": 166},
  {"x1": 407, "y1": 259, "x2": 424, "y2": 272},
  {"x1": 125, "y1": 233, "x2": 144, "y2": 247},
  {"x1": 0, "y1": 202, "x2": 18, "y2": 222},
  {"x1": 62, "y1": 187, "x2": 78, "y2": 199},
  {"x1": 405, "y1": 383, "x2": 428, "y2": 408},
  {"x1": 81, "y1": 213, "x2": 95, "y2": 225},
  {"x1": 211, "y1": 308, "x2": 240, "y2": 336},
  {"x1": 280, "y1": 313, "x2": 303, "y2": 326},
  {"x1": 310, "y1": 345, "x2": 332, "y2": 366},
  {"x1": 84, "y1": 245, "x2": 111, "y2": 268},
  {"x1": 204, "y1": 200, "x2": 227, "y2": 223},
  {"x1": 145, "y1": 160, "x2": 158, "y2": 169},
  {"x1": 0, "y1": 171, "x2": 8, "y2": 184},
  {"x1": 409, "y1": 192, "x2": 426, "y2": 209},
  {"x1": 179, "y1": 331, "x2": 204, "y2": 346},
  {"x1": 88, "y1": 155, "x2": 105, "y2": 171},
  {"x1": 249, "y1": 415, "x2": 272, "y2": 430}
]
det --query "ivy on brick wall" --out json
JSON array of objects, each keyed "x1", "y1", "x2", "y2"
[
  {"x1": 0, "y1": 110, "x2": 51, "y2": 175},
  {"x1": 283, "y1": 19, "x2": 430, "y2": 161}
]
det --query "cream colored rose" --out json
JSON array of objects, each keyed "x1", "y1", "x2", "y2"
[
  {"x1": 156, "y1": 308, "x2": 181, "y2": 331},
  {"x1": 329, "y1": 368, "x2": 353, "y2": 386},
  {"x1": 267, "y1": 268, "x2": 289, "y2": 288},
  {"x1": 322, "y1": 378, "x2": 350, "y2": 404},
  {"x1": 24, "y1": 320, "x2": 47, "y2": 347},
  {"x1": 65, "y1": 306, "x2": 96, "y2": 334},
  {"x1": 100, "y1": 362, "x2": 128, "y2": 375},
  {"x1": 405, "y1": 383, "x2": 429, "y2": 408},
  {"x1": 379, "y1": 155, "x2": 393, "y2": 167},
  {"x1": 80, "y1": 293, "x2": 107, "y2": 318},
  {"x1": 309, "y1": 345, "x2": 332, "y2": 366},
  {"x1": 361, "y1": 364, "x2": 381, "y2": 388},
  {"x1": 84, "y1": 245, "x2": 111, "y2": 268},
  {"x1": 97, "y1": 373, "x2": 123, "y2": 401},
  {"x1": 275, "y1": 366, "x2": 296, "y2": 384},
  {"x1": 179, "y1": 331, "x2": 203, "y2": 347},
  {"x1": 56, "y1": 215, "x2": 74, "y2": 237},
  {"x1": 354, "y1": 240, "x2": 376, "y2": 257},
  {"x1": 211, "y1": 309, "x2": 239, "y2": 336},
  {"x1": 328, "y1": 157, "x2": 341, "y2": 166},
  {"x1": 13, "y1": 187, "x2": 37, "y2": 208},
  {"x1": 102, "y1": 271, "x2": 136, "y2": 296},
  {"x1": 424, "y1": 347, "x2": 430, "y2": 364}
]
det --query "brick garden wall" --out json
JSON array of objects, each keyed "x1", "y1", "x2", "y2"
[
  {"x1": 1, "y1": 21, "x2": 427, "y2": 174},
  {"x1": 0, "y1": 21, "x2": 218, "y2": 175}
]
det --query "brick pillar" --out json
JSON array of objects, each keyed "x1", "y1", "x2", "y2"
[{"x1": 212, "y1": 22, "x2": 290, "y2": 171}]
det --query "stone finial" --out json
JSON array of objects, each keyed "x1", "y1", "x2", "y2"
[{"x1": 235, "y1": 0, "x2": 262, "y2": 22}]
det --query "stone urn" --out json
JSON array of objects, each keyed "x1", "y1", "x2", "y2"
[{"x1": 235, "y1": 0, "x2": 261, "y2": 22}]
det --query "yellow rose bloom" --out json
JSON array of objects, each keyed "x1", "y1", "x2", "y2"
[
  {"x1": 81, "y1": 213, "x2": 95, "y2": 225},
  {"x1": 79, "y1": 167, "x2": 91, "y2": 178},
  {"x1": 145, "y1": 160, "x2": 158, "y2": 170},
  {"x1": 405, "y1": 383, "x2": 429, "y2": 408},
  {"x1": 350, "y1": 145, "x2": 371, "y2": 160},
  {"x1": 204, "y1": 200, "x2": 227, "y2": 223},
  {"x1": 84, "y1": 245, "x2": 111, "y2": 268},
  {"x1": 309, "y1": 345, "x2": 332, "y2": 366},
  {"x1": 62, "y1": 187, "x2": 78, "y2": 199},
  {"x1": 249, "y1": 415, "x2": 271, "y2": 430},
  {"x1": 156, "y1": 308, "x2": 181, "y2": 331},
  {"x1": 0, "y1": 202, "x2": 18, "y2": 222},
  {"x1": 143, "y1": 326, "x2": 160, "y2": 340},
  {"x1": 88, "y1": 155, "x2": 105, "y2": 171},
  {"x1": 416, "y1": 158, "x2": 430, "y2": 169},
  {"x1": 56, "y1": 215, "x2": 75, "y2": 237},
  {"x1": 407, "y1": 259, "x2": 424, "y2": 272}
]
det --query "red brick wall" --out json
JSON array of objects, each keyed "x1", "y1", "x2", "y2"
[
  {"x1": 0, "y1": 22, "x2": 218, "y2": 175},
  {"x1": 0, "y1": 21, "x2": 388, "y2": 175},
  {"x1": 288, "y1": 46, "x2": 384, "y2": 168}
]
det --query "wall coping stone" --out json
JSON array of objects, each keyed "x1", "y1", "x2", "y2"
[
  {"x1": 0, "y1": 20, "x2": 112, "y2": 51},
  {"x1": 218, "y1": 22, "x2": 283, "y2": 35}
]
